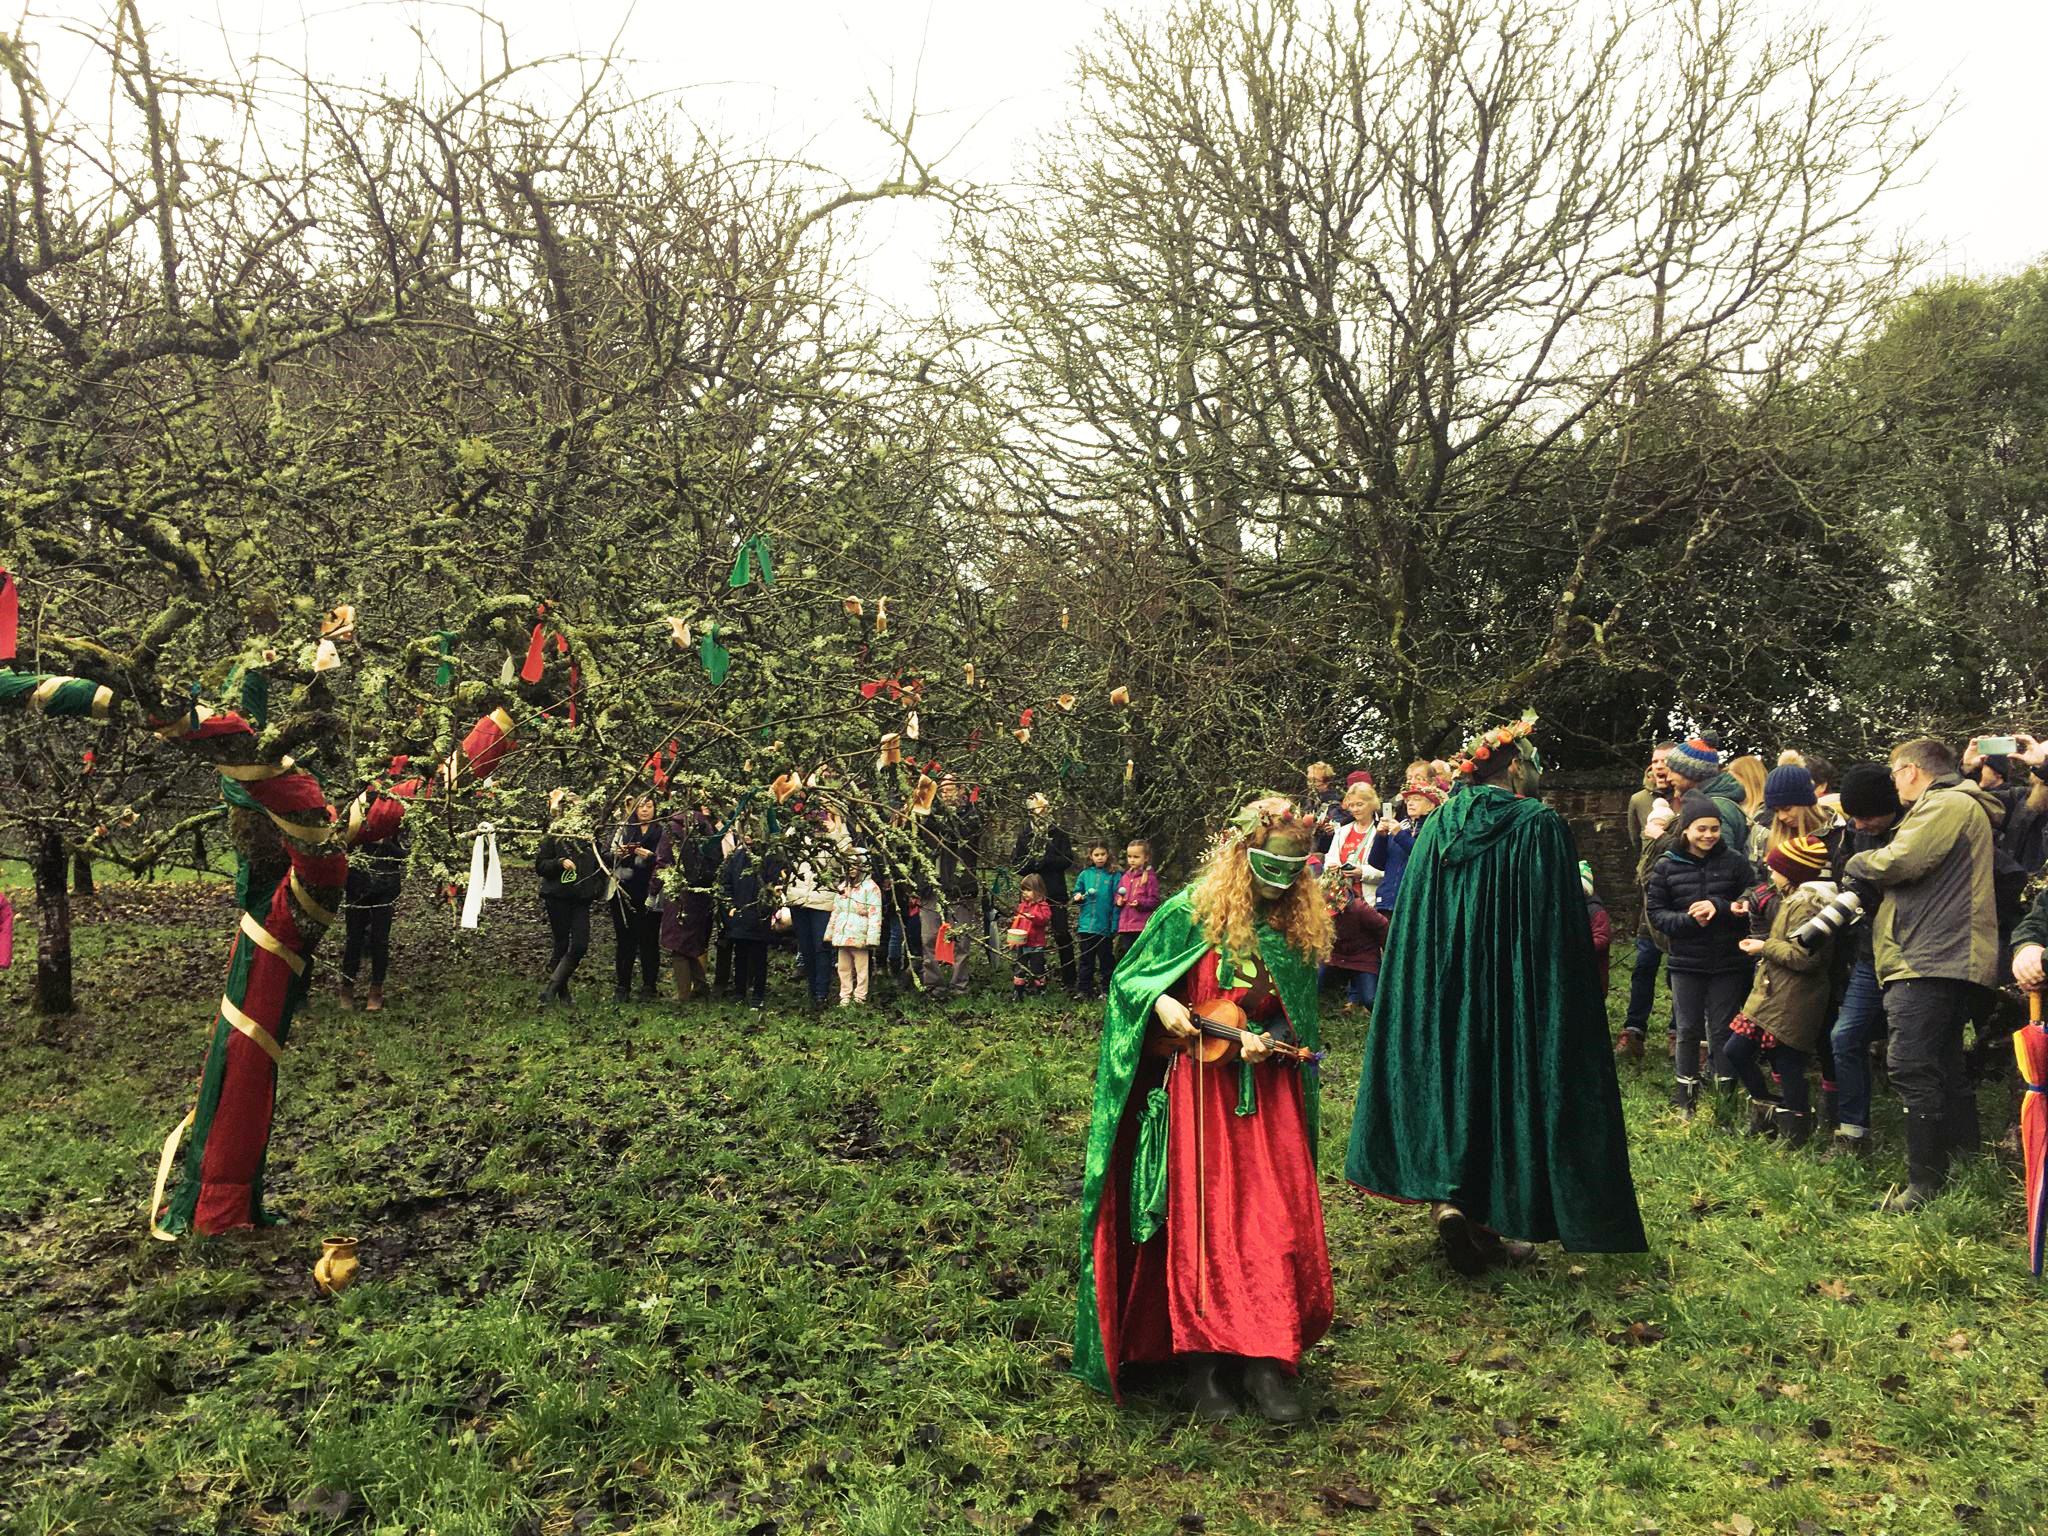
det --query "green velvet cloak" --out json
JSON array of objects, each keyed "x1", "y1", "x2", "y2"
[
  {"x1": 1343, "y1": 785, "x2": 1647, "y2": 1253},
  {"x1": 1070, "y1": 887, "x2": 1323, "y2": 1396}
]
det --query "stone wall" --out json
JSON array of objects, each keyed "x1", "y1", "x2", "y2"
[{"x1": 1543, "y1": 777, "x2": 1642, "y2": 937}]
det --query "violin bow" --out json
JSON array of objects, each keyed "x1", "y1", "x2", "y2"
[{"x1": 1194, "y1": 1044, "x2": 1207, "y2": 1317}]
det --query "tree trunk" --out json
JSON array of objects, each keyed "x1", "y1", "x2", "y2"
[
  {"x1": 33, "y1": 827, "x2": 74, "y2": 1016},
  {"x1": 72, "y1": 850, "x2": 95, "y2": 898}
]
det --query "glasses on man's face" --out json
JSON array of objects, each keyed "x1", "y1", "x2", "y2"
[{"x1": 1888, "y1": 763, "x2": 1913, "y2": 780}]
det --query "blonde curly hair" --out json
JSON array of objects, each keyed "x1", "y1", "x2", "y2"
[{"x1": 1189, "y1": 796, "x2": 1334, "y2": 966}]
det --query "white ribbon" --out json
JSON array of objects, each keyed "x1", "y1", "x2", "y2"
[{"x1": 461, "y1": 823, "x2": 503, "y2": 929}]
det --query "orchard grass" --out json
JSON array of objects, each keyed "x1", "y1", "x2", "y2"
[{"x1": 2, "y1": 887, "x2": 2043, "y2": 1535}]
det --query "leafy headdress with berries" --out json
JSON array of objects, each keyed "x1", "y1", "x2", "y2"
[{"x1": 1450, "y1": 709, "x2": 1543, "y2": 780}]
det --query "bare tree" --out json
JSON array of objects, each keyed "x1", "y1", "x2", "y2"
[{"x1": 970, "y1": 0, "x2": 1930, "y2": 754}]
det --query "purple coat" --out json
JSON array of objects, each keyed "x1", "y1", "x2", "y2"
[
  {"x1": 655, "y1": 810, "x2": 719, "y2": 959},
  {"x1": 1115, "y1": 867, "x2": 1160, "y2": 934}
]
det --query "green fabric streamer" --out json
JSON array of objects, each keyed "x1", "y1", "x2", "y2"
[
  {"x1": 1343, "y1": 783, "x2": 1647, "y2": 1253},
  {"x1": 1128, "y1": 1087, "x2": 1171, "y2": 1244},
  {"x1": 241, "y1": 669, "x2": 268, "y2": 728},
  {"x1": 726, "y1": 535, "x2": 775, "y2": 590},
  {"x1": 1070, "y1": 887, "x2": 1321, "y2": 1397},
  {"x1": 0, "y1": 671, "x2": 103, "y2": 717},
  {"x1": 1236, "y1": 1058, "x2": 1257, "y2": 1117},
  {"x1": 700, "y1": 624, "x2": 731, "y2": 687},
  {"x1": 434, "y1": 632, "x2": 455, "y2": 690}
]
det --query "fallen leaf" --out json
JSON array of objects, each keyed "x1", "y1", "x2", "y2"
[
  {"x1": 1943, "y1": 1330, "x2": 1971, "y2": 1355},
  {"x1": 1316, "y1": 1486, "x2": 1380, "y2": 1512},
  {"x1": 288, "y1": 1488, "x2": 356, "y2": 1522},
  {"x1": 1814, "y1": 1278, "x2": 1855, "y2": 1302}
]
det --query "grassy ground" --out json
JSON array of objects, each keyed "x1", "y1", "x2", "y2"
[{"x1": 2, "y1": 885, "x2": 2043, "y2": 1536}]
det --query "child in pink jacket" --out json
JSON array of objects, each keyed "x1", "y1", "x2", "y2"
[{"x1": 1112, "y1": 839, "x2": 1161, "y2": 963}]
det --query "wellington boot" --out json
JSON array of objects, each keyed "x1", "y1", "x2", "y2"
[
  {"x1": 1241, "y1": 1358, "x2": 1306, "y2": 1425},
  {"x1": 1186, "y1": 1355, "x2": 1236, "y2": 1422},
  {"x1": 1875, "y1": 1113, "x2": 1946, "y2": 1212},
  {"x1": 1672, "y1": 1077, "x2": 1701, "y2": 1118},
  {"x1": 1819, "y1": 1086, "x2": 1838, "y2": 1132},
  {"x1": 1745, "y1": 1098, "x2": 1778, "y2": 1139},
  {"x1": 1773, "y1": 1108, "x2": 1812, "y2": 1149}
]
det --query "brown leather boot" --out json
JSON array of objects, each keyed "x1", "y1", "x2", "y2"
[{"x1": 364, "y1": 985, "x2": 384, "y2": 1013}]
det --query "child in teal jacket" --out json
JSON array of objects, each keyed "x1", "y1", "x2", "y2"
[{"x1": 1071, "y1": 841, "x2": 1120, "y2": 998}]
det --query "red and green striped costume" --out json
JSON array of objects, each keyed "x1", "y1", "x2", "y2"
[{"x1": 3, "y1": 672, "x2": 514, "y2": 1238}]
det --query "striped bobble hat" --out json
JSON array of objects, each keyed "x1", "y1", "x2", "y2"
[
  {"x1": 1665, "y1": 736, "x2": 1722, "y2": 783},
  {"x1": 1765, "y1": 833, "x2": 1829, "y2": 887}
]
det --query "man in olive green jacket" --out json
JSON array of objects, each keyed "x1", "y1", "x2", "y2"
[{"x1": 1844, "y1": 738, "x2": 2005, "y2": 1209}]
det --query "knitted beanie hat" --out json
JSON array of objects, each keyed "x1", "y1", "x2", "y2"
[
  {"x1": 1665, "y1": 737, "x2": 1722, "y2": 783},
  {"x1": 1766, "y1": 833, "x2": 1830, "y2": 886},
  {"x1": 1762, "y1": 764, "x2": 1817, "y2": 810},
  {"x1": 1677, "y1": 791, "x2": 1722, "y2": 835},
  {"x1": 1837, "y1": 763, "x2": 1901, "y2": 821},
  {"x1": 1345, "y1": 770, "x2": 1375, "y2": 788},
  {"x1": 1978, "y1": 753, "x2": 2012, "y2": 782}
]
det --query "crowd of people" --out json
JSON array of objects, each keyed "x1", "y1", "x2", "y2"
[
  {"x1": 315, "y1": 716, "x2": 2048, "y2": 1424},
  {"x1": 1620, "y1": 731, "x2": 2048, "y2": 1206}
]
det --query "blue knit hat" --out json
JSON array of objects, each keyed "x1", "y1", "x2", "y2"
[
  {"x1": 1763, "y1": 764, "x2": 1817, "y2": 810},
  {"x1": 1665, "y1": 737, "x2": 1721, "y2": 784}
]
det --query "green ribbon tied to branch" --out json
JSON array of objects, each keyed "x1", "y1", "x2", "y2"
[
  {"x1": 224, "y1": 664, "x2": 269, "y2": 729},
  {"x1": 727, "y1": 535, "x2": 775, "y2": 590},
  {"x1": 700, "y1": 623, "x2": 731, "y2": 687},
  {"x1": 434, "y1": 631, "x2": 455, "y2": 691}
]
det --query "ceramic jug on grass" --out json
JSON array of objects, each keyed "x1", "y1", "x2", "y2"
[{"x1": 313, "y1": 1236, "x2": 359, "y2": 1295}]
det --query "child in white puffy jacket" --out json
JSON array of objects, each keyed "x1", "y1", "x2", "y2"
[{"x1": 825, "y1": 852, "x2": 883, "y2": 1005}]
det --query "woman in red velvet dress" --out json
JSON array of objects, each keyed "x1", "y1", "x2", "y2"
[{"x1": 1072, "y1": 798, "x2": 1335, "y2": 1422}]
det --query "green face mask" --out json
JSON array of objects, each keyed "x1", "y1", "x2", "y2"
[{"x1": 1247, "y1": 846, "x2": 1308, "y2": 893}]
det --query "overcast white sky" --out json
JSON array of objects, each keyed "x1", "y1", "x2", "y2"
[{"x1": 29, "y1": 0, "x2": 2048, "y2": 314}]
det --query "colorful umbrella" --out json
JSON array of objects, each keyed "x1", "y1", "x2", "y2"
[{"x1": 2018, "y1": 990, "x2": 2047, "y2": 1277}]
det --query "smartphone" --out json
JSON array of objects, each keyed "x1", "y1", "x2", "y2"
[{"x1": 1977, "y1": 736, "x2": 2018, "y2": 756}]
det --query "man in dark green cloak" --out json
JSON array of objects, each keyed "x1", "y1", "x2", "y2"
[{"x1": 1345, "y1": 716, "x2": 1647, "y2": 1273}]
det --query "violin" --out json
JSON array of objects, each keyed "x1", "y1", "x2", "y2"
[{"x1": 1146, "y1": 995, "x2": 1322, "y2": 1065}]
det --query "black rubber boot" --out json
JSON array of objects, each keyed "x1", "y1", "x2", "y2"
[
  {"x1": 1774, "y1": 1108, "x2": 1812, "y2": 1149},
  {"x1": 1241, "y1": 1358, "x2": 1305, "y2": 1425},
  {"x1": 1672, "y1": 1077, "x2": 1700, "y2": 1118},
  {"x1": 1186, "y1": 1355, "x2": 1236, "y2": 1421},
  {"x1": 1745, "y1": 1098, "x2": 1778, "y2": 1138},
  {"x1": 1819, "y1": 1086, "x2": 1838, "y2": 1132},
  {"x1": 1875, "y1": 1111, "x2": 1948, "y2": 1212}
]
